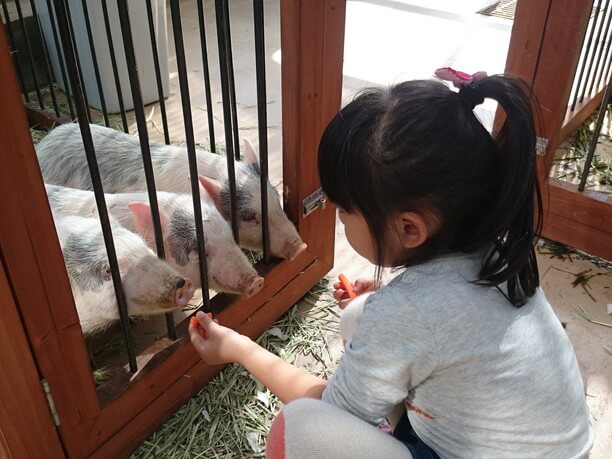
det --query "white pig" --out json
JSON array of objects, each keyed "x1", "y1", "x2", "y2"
[
  {"x1": 36, "y1": 123, "x2": 307, "y2": 260},
  {"x1": 45, "y1": 184, "x2": 264, "y2": 297},
  {"x1": 53, "y1": 215, "x2": 195, "y2": 335}
]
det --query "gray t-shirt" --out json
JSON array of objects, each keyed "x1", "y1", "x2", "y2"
[{"x1": 323, "y1": 252, "x2": 593, "y2": 458}]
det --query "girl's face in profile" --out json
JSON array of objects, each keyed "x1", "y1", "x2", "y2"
[{"x1": 337, "y1": 207, "x2": 376, "y2": 263}]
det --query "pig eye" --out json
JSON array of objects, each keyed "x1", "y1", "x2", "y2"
[{"x1": 240, "y1": 209, "x2": 258, "y2": 222}]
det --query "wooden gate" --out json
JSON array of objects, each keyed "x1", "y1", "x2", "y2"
[
  {"x1": 505, "y1": 0, "x2": 612, "y2": 259},
  {"x1": 0, "y1": 0, "x2": 345, "y2": 457}
]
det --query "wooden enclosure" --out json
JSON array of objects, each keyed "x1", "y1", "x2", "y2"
[
  {"x1": 0, "y1": 0, "x2": 345, "y2": 457},
  {"x1": 505, "y1": 0, "x2": 612, "y2": 260}
]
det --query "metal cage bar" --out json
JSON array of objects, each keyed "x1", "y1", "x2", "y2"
[
  {"x1": 196, "y1": 0, "x2": 216, "y2": 153},
  {"x1": 44, "y1": 0, "x2": 75, "y2": 119},
  {"x1": 587, "y1": 0, "x2": 612, "y2": 97},
  {"x1": 1, "y1": 0, "x2": 29, "y2": 102},
  {"x1": 579, "y1": 70, "x2": 612, "y2": 191},
  {"x1": 145, "y1": 0, "x2": 170, "y2": 144},
  {"x1": 580, "y1": 0, "x2": 609, "y2": 102},
  {"x1": 169, "y1": 0, "x2": 211, "y2": 308},
  {"x1": 28, "y1": 0, "x2": 60, "y2": 117},
  {"x1": 100, "y1": 0, "x2": 128, "y2": 133},
  {"x1": 51, "y1": 0, "x2": 137, "y2": 372},
  {"x1": 572, "y1": 0, "x2": 599, "y2": 110},
  {"x1": 80, "y1": 0, "x2": 109, "y2": 127},
  {"x1": 64, "y1": 0, "x2": 92, "y2": 122},
  {"x1": 215, "y1": 0, "x2": 240, "y2": 242},
  {"x1": 13, "y1": 0, "x2": 44, "y2": 108},
  {"x1": 116, "y1": 0, "x2": 176, "y2": 340},
  {"x1": 223, "y1": 0, "x2": 241, "y2": 161},
  {"x1": 253, "y1": 0, "x2": 270, "y2": 262}
]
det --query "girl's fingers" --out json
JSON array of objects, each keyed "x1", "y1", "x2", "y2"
[
  {"x1": 189, "y1": 318, "x2": 207, "y2": 344},
  {"x1": 333, "y1": 289, "x2": 346, "y2": 301},
  {"x1": 338, "y1": 298, "x2": 352, "y2": 310},
  {"x1": 196, "y1": 311, "x2": 215, "y2": 330}
]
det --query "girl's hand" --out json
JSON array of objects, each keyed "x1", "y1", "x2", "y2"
[
  {"x1": 332, "y1": 278, "x2": 380, "y2": 309},
  {"x1": 188, "y1": 311, "x2": 251, "y2": 365}
]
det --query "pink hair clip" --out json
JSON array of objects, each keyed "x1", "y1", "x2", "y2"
[{"x1": 434, "y1": 67, "x2": 488, "y2": 88}]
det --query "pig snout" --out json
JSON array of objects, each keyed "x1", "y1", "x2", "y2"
[
  {"x1": 174, "y1": 277, "x2": 195, "y2": 306},
  {"x1": 284, "y1": 239, "x2": 307, "y2": 261},
  {"x1": 241, "y1": 275, "x2": 264, "y2": 298}
]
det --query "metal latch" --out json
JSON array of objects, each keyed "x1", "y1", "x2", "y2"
[
  {"x1": 42, "y1": 379, "x2": 60, "y2": 426},
  {"x1": 303, "y1": 188, "x2": 327, "y2": 217},
  {"x1": 536, "y1": 137, "x2": 548, "y2": 156}
]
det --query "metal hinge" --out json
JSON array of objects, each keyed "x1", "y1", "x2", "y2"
[
  {"x1": 536, "y1": 137, "x2": 548, "y2": 156},
  {"x1": 303, "y1": 188, "x2": 327, "y2": 217},
  {"x1": 41, "y1": 379, "x2": 60, "y2": 426}
]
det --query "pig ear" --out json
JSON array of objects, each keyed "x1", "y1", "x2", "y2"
[
  {"x1": 198, "y1": 175, "x2": 223, "y2": 209},
  {"x1": 242, "y1": 138, "x2": 259, "y2": 165},
  {"x1": 127, "y1": 202, "x2": 168, "y2": 246}
]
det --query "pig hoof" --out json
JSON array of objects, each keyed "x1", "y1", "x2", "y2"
[{"x1": 243, "y1": 276, "x2": 264, "y2": 298}]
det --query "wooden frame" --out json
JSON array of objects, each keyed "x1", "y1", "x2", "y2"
[
  {"x1": 505, "y1": 0, "x2": 611, "y2": 260},
  {"x1": 0, "y1": 0, "x2": 346, "y2": 456}
]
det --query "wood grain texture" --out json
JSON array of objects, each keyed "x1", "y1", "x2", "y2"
[
  {"x1": 0, "y1": 24, "x2": 99, "y2": 459},
  {"x1": 530, "y1": 0, "x2": 592, "y2": 174},
  {"x1": 0, "y1": 262, "x2": 65, "y2": 458},
  {"x1": 281, "y1": 0, "x2": 345, "y2": 268}
]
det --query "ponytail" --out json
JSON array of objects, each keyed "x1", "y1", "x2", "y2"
[
  {"x1": 318, "y1": 75, "x2": 542, "y2": 308},
  {"x1": 475, "y1": 75, "x2": 542, "y2": 306}
]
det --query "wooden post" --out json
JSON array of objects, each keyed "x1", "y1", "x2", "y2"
[
  {"x1": 0, "y1": 261, "x2": 64, "y2": 457},
  {"x1": 281, "y1": 0, "x2": 346, "y2": 269}
]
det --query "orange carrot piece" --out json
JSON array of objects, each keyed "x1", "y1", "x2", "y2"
[{"x1": 338, "y1": 273, "x2": 357, "y2": 299}]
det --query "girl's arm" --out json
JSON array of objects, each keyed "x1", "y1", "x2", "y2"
[{"x1": 189, "y1": 312, "x2": 326, "y2": 403}]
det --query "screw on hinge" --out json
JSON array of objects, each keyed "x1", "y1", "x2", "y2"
[
  {"x1": 303, "y1": 188, "x2": 327, "y2": 217},
  {"x1": 41, "y1": 379, "x2": 60, "y2": 426}
]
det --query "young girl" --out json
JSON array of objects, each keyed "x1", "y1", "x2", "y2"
[{"x1": 189, "y1": 70, "x2": 593, "y2": 458}]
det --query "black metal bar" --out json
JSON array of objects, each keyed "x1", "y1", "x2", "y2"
[
  {"x1": 595, "y1": 5, "x2": 612, "y2": 90},
  {"x1": 587, "y1": 1, "x2": 612, "y2": 97},
  {"x1": 215, "y1": 0, "x2": 240, "y2": 242},
  {"x1": 196, "y1": 0, "x2": 216, "y2": 152},
  {"x1": 253, "y1": 0, "x2": 270, "y2": 263},
  {"x1": 81, "y1": 0, "x2": 109, "y2": 127},
  {"x1": 45, "y1": 0, "x2": 75, "y2": 119},
  {"x1": 14, "y1": 0, "x2": 44, "y2": 108},
  {"x1": 1, "y1": 0, "x2": 29, "y2": 101},
  {"x1": 580, "y1": 0, "x2": 609, "y2": 102},
  {"x1": 572, "y1": 0, "x2": 599, "y2": 110},
  {"x1": 579, "y1": 69, "x2": 612, "y2": 191},
  {"x1": 145, "y1": 0, "x2": 170, "y2": 144},
  {"x1": 116, "y1": 0, "x2": 176, "y2": 340},
  {"x1": 169, "y1": 0, "x2": 211, "y2": 308},
  {"x1": 51, "y1": 0, "x2": 137, "y2": 372},
  {"x1": 64, "y1": 0, "x2": 92, "y2": 122},
  {"x1": 223, "y1": 0, "x2": 241, "y2": 161},
  {"x1": 28, "y1": 0, "x2": 60, "y2": 117},
  {"x1": 602, "y1": 30, "x2": 612, "y2": 86},
  {"x1": 100, "y1": 0, "x2": 128, "y2": 133}
]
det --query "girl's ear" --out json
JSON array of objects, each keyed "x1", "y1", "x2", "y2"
[{"x1": 397, "y1": 212, "x2": 430, "y2": 249}]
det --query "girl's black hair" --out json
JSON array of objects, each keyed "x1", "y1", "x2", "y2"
[{"x1": 318, "y1": 75, "x2": 542, "y2": 307}]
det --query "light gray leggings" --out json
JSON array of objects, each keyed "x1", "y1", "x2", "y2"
[{"x1": 266, "y1": 398, "x2": 413, "y2": 459}]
